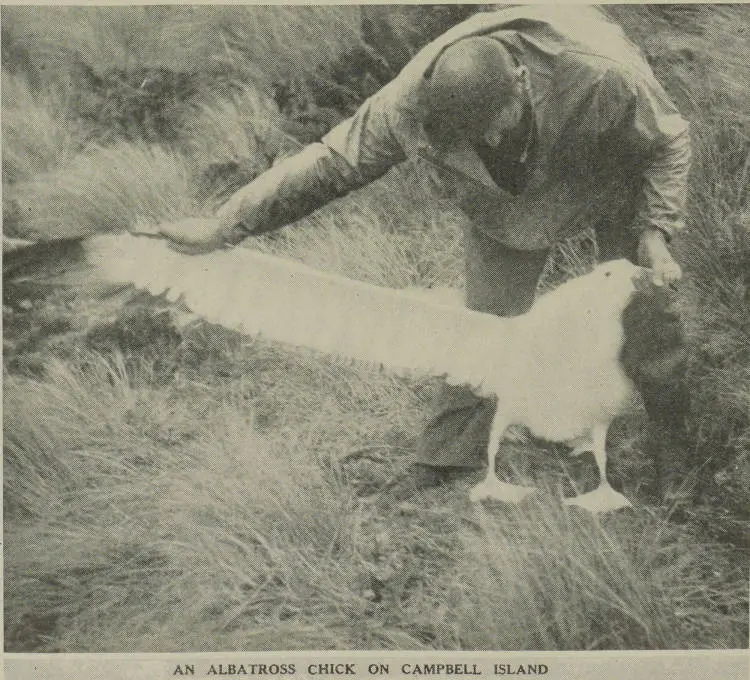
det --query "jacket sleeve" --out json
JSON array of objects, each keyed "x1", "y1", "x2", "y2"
[
  {"x1": 217, "y1": 86, "x2": 408, "y2": 241},
  {"x1": 596, "y1": 66, "x2": 691, "y2": 241},
  {"x1": 604, "y1": 69, "x2": 691, "y2": 240}
]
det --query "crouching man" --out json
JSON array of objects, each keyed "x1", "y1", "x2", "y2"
[{"x1": 160, "y1": 6, "x2": 690, "y2": 488}]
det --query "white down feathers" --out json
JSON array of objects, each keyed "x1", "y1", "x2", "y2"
[{"x1": 86, "y1": 233, "x2": 642, "y2": 445}]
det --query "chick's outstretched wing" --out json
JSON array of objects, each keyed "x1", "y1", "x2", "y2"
[{"x1": 85, "y1": 233, "x2": 512, "y2": 394}]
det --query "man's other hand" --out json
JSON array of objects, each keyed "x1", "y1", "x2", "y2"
[{"x1": 637, "y1": 229, "x2": 683, "y2": 287}]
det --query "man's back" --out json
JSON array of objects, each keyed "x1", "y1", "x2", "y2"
[{"x1": 326, "y1": 6, "x2": 687, "y2": 250}]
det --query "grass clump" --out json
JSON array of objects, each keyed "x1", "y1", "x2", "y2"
[
  {"x1": 252, "y1": 186, "x2": 466, "y2": 291},
  {"x1": 7, "y1": 142, "x2": 198, "y2": 240},
  {"x1": 182, "y1": 84, "x2": 296, "y2": 207},
  {"x1": 5, "y1": 353, "x2": 746, "y2": 651},
  {"x1": 1, "y1": 6, "x2": 361, "y2": 86},
  {"x1": 428, "y1": 498, "x2": 746, "y2": 650},
  {"x1": 676, "y1": 123, "x2": 750, "y2": 522},
  {"x1": 1, "y1": 72, "x2": 83, "y2": 185}
]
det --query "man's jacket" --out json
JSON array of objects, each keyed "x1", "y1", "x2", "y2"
[{"x1": 220, "y1": 6, "x2": 690, "y2": 250}]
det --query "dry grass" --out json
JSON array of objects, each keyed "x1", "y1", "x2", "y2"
[
  {"x1": 250, "y1": 168, "x2": 466, "y2": 291},
  {"x1": 1, "y1": 72, "x2": 83, "y2": 185},
  {"x1": 438, "y1": 499, "x2": 745, "y2": 650},
  {"x1": 1, "y1": 6, "x2": 362, "y2": 86},
  {"x1": 5, "y1": 351, "x2": 746, "y2": 651},
  {"x1": 6, "y1": 142, "x2": 198, "y2": 240},
  {"x1": 606, "y1": 5, "x2": 750, "y2": 127},
  {"x1": 603, "y1": 4, "x2": 750, "y2": 516},
  {"x1": 181, "y1": 85, "x2": 287, "y2": 167}
]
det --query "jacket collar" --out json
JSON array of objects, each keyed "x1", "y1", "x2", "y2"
[{"x1": 417, "y1": 141, "x2": 503, "y2": 192}]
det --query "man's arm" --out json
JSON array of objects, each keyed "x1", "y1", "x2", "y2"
[
  {"x1": 598, "y1": 65, "x2": 691, "y2": 285},
  {"x1": 633, "y1": 80, "x2": 691, "y2": 286},
  {"x1": 165, "y1": 86, "x2": 409, "y2": 251},
  {"x1": 215, "y1": 142, "x2": 383, "y2": 241}
]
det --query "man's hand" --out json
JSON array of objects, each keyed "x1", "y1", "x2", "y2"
[
  {"x1": 146, "y1": 217, "x2": 235, "y2": 254},
  {"x1": 637, "y1": 229, "x2": 682, "y2": 287}
]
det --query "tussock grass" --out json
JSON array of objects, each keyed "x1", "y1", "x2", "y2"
[
  {"x1": 675, "y1": 124, "x2": 750, "y2": 509},
  {"x1": 604, "y1": 4, "x2": 750, "y2": 513},
  {"x1": 252, "y1": 184, "x2": 466, "y2": 291},
  {"x1": 3, "y1": 7, "x2": 184, "y2": 77},
  {"x1": 2, "y1": 6, "x2": 362, "y2": 87},
  {"x1": 5, "y1": 353, "x2": 746, "y2": 651},
  {"x1": 606, "y1": 5, "x2": 750, "y2": 127},
  {"x1": 1, "y1": 73, "x2": 82, "y2": 185},
  {"x1": 7, "y1": 143, "x2": 198, "y2": 240},
  {"x1": 181, "y1": 84, "x2": 298, "y2": 208},
  {"x1": 3, "y1": 354, "x2": 191, "y2": 515},
  {"x1": 181, "y1": 85, "x2": 286, "y2": 167},
  {"x1": 160, "y1": 5, "x2": 362, "y2": 87},
  {"x1": 432, "y1": 498, "x2": 746, "y2": 650},
  {"x1": 3, "y1": 346, "x2": 422, "y2": 650}
]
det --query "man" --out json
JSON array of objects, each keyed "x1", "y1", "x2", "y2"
[{"x1": 161, "y1": 6, "x2": 690, "y2": 486}]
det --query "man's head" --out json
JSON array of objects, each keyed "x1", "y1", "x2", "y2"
[{"x1": 422, "y1": 37, "x2": 530, "y2": 150}]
